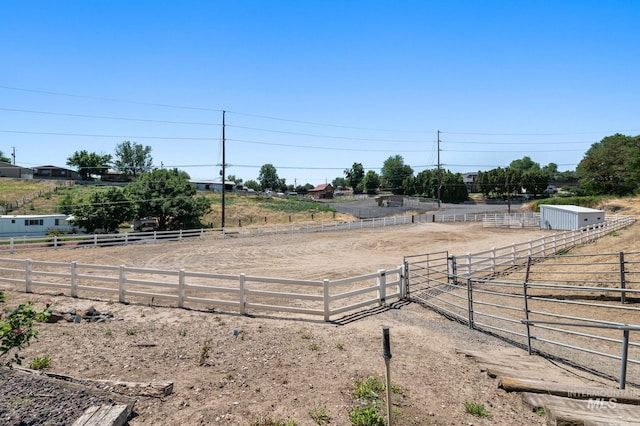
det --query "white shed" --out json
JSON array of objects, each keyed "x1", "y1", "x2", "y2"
[
  {"x1": 0, "y1": 214, "x2": 75, "y2": 237},
  {"x1": 539, "y1": 205, "x2": 605, "y2": 231}
]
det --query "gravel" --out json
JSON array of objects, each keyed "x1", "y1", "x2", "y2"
[{"x1": 0, "y1": 369, "x2": 125, "y2": 426}]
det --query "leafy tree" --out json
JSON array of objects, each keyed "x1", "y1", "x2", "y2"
[
  {"x1": 332, "y1": 177, "x2": 347, "y2": 188},
  {"x1": 244, "y1": 179, "x2": 260, "y2": 191},
  {"x1": 125, "y1": 168, "x2": 211, "y2": 230},
  {"x1": 113, "y1": 141, "x2": 153, "y2": 178},
  {"x1": 440, "y1": 171, "x2": 469, "y2": 203},
  {"x1": 227, "y1": 175, "x2": 243, "y2": 185},
  {"x1": 0, "y1": 150, "x2": 10, "y2": 163},
  {"x1": 344, "y1": 163, "x2": 365, "y2": 194},
  {"x1": 71, "y1": 187, "x2": 134, "y2": 233},
  {"x1": 521, "y1": 169, "x2": 548, "y2": 197},
  {"x1": 381, "y1": 155, "x2": 413, "y2": 194},
  {"x1": 258, "y1": 164, "x2": 281, "y2": 191},
  {"x1": 361, "y1": 170, "x2": 380, "y2": 195},
  {"x1": 404, "y1": 169, "x2": 468, "y2": 202},
  {"x1": 66, "y1": 150, "x2": 112, "y2": 180},
  {"x1": 509, "y1": 156, "x2": 540, "y2": 174},
  {"x1": 295, "y1": 183, "x2": 314, "y2": 194},
  {"x1": 577, "y1": 134, "x2": 640, "y2": 196}
]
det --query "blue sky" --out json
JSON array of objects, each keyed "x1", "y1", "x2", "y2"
[{"x1": 1, "y1": 1, "x2": 639, "y2": 186}]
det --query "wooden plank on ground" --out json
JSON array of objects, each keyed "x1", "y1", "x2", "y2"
[
  {"x1": 523, "y1": 392, "x2": 640, "y2": 426},
  {"x1": 45, "y1": 371, "x2": 173, "y2": 397},
  {"x1": 500, "y1": 377, "x2": 640, "y2": 405},
  {"x1": 71, "y1": 404, "x2": 130, "y2": 426}
]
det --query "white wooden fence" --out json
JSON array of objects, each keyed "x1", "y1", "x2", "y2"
[
  {"x1": 454, "y1": 216, "x2": 636, "y2": 278},
  {"x1": 0, "y1": 257, "x2": 405, "y2": 322}
]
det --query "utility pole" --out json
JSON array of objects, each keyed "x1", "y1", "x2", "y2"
[
  {"x1": 221, "y1": 110, "x2": 226, "y2": 229},
  {"x1": 437, "y1": 130, "x2": 442, "y2": 207},
  {"x1": 11, "y1": 147, "x2": 16, "y2": 165}
]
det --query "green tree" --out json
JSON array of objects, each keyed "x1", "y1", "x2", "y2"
[
  {"x1": 258, "y1": 164, "x2": 281, "y2": 191},
  {"x1": 113, "y1": 141, "x2": 153, "y2": 178},
  {"x1": 361, "y1": 170, "x2": 380, "y2": 195},
  {"x1": 332, "y1": 177, "x2": 347, "y2": 188},
  {"x1": 509, "y1": 156, "x2": 540, "y2": 174},
  {"x1": 577, "y1": 134, "x2": 640, "y2": 196},
  {"x1": 381, "y1": 155, "x2": 413, "y2": 194},
  {"x1": 227, "y1": 175, "x2": 243, "y2": 185},
  {"x1": 125, "y1": 169, "x2": 211, "y2": 230},
  {"x1": 244, "y1": 179, "x2": 260, "y2": 191},
  {"x1": 0, "y1": 150, "x2": 10, "y2": 163},
  {"x1": 521, "y1": 169, "x2": 548, "y2": 197},
  {"x1": 71, "y1": 187, "x2": 134, "y2": 233},
  {"x1": 344, "y1": 163, "x2": 365, "y2": 194},
  {"x1": 440, "y1": 171, "x2": 469, "y2": 203},
  {"x1": 66, "y1": 150, "x2": 112, "y2": 180}
]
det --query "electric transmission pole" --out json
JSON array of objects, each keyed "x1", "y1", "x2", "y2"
[
  {"x1": 221, "y1": 110, "x2": 226, "y2": 229},
  {"x1": 437, "y1": 130, "x2": 442, "y2": 207}
]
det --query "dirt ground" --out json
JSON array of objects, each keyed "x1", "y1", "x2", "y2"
[{"x1": 2, "y1": 206, "x2": 638, "y2": 425}]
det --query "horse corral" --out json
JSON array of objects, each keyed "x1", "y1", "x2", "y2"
[{"x1": 2, "y1": 201, "x2": 639, "y2": 424}]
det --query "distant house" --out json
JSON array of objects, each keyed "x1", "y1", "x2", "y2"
[
  {"x1": 101, "y1": 171, "x2": 132, "y2": 183},
  {"x1": 0, "y1": 214, "x2": 75, "y2": 237},
  {"x1": 33, "y1": 165, "x2": 79, "y2": 180},
  {"x1": 463, "y1": 172, "x2": 478, "y2": 193},
  {"x1": 0, "y1": 162, "x2": 34, "y2": 179},
  {"x1": 190, "y1": 180, "x2": 236, "y2": 192},
  {"x1": 308, "y1": 183, "x2": 334, "y2": 199}
]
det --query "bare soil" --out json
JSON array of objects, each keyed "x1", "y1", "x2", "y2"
[{"x1": 2, "y1": 202, "x2": 639, "y2": 425}]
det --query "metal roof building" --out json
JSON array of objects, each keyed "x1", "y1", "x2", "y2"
[{"x1": 539, "y1": 204, "x2": 605, "y2": 231}]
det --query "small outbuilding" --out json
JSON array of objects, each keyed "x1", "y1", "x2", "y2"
[
  {"x1": 0, "y1": 214, "x2": 75, "y2": 237},
  {"x1": 539, "y1": 204, "x2": 605, "y2": 231}
]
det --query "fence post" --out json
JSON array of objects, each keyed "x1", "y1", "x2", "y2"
[
  {"x1": 448, "y1": 255, "x2": 457, "y2": 286},
  {"x1": 71, "y1": 261, "x2": 78, "y2": 298},
  {"x1": 178, "y1": 269, "x2": 185, "y2": 308},
  {"x1": 620, "y1": 329, "x2": 630, "y2": 389},
  {"x1": 124, "y1": 233, "x2": 129, "y2": 245},
  {"x1": 523, "y1": 256, "x2": 533, "y2": 355},
  {"x1": 25, "y1": 259, "x2": 32, "y2": 293},
  {"x1": 93, "y1": 234, "x2": 98, "y2": 247},
  {"x1": 239, "y1": 273, "x2": 246, "y2": 315},
  {"x1": 466, "y1": 278, "x2": 474, "y2": 330},
  {"x1": 466, "y1": 253, "x2": 471, "y2": 277},
  {"x1": 10, "y1": 237, "x2": 14, "y2": 254},
  {"x1": 511, "y1": 243, "x2": 516, "y2": 265},
  {"x1": 619, "y1": 252, "x2": 627, "y2": 304},
  {"x1": 323, "y1": 279, "x2": 330, "y2": 321},
  {"x1": 399, "y1": 264, "x2": 406, "y2": 299},
  {"x1": 377, "y1": 269, "x2": 387, "y2": 305},
  {"x1": 53, "y1": 235, "x2": 58, "y2": 249},
  {"x1": 118, "y1": 265, "x2": 126, "y2": 303}
]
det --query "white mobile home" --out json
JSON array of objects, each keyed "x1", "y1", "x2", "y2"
[
  {"x1": 0, "y1": 214, "x2": 75, "y2": 237},
  {"x1": 539, "y1": 205, "x2": 605, "y2": 231}
]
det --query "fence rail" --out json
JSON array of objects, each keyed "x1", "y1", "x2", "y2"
[
  {"x1": 405, "y1": 217, "x2": 640, "y2": 389},
  {"x1": 0, "y1": 258, "x2": 406, "y2": 322}
]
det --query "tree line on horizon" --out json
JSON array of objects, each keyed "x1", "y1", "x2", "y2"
[{"x1": 3, "y1": 133, "x2": 639, "y2": 232}]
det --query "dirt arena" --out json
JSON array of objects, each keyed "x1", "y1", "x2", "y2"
[{"x1": 1, "y1": 219, "x2": 636, "y2": 425}]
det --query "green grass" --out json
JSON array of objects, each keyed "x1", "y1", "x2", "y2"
[
  {"x1": 464, "y1": 401, "x2": 491, "y2": 418},
  {"x1": 29, "y1": 356, "x2": 51, "y2": 370},
  {"x1": 309, "y1": 404, "x2": 331, "y2": 425}
]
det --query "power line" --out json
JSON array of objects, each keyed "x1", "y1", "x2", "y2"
[
  {"x1": 227, "y1": 138, "x2": 430, "y2": 153},
  {"x1": 0, "y1": 107, "x2": 220, "y2": 126},
  {"x1": 0, "y1": 85, "x2": 221, "y2": 112},
  {"x1": 0, "y1": 130, "x2": 216, "y2": 140}
]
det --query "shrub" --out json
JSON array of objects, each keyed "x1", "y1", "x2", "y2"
[{"x1": 0, "y1": 294, "x2": 52, "y2": 367}]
